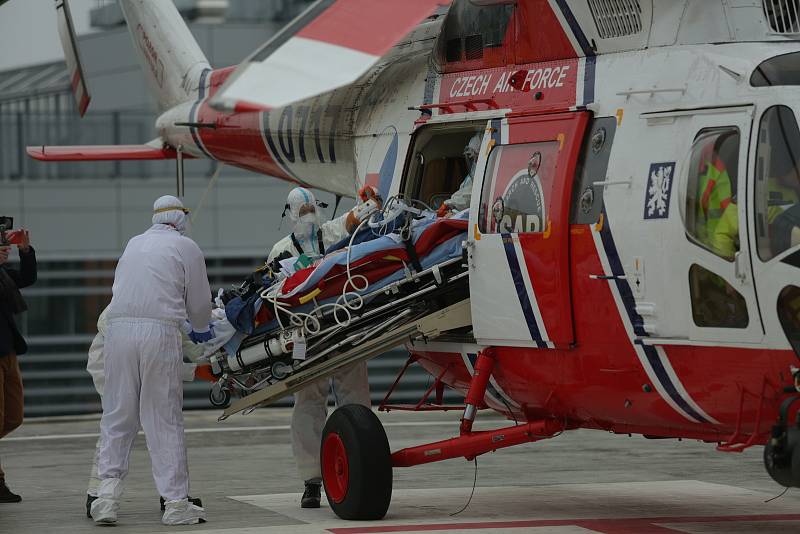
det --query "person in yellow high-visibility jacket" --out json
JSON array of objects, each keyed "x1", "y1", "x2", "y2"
[
  {"x1": 695, "y1": 153, "x2": 734, "y2": 248},
  {"x1": 712, "y1": 176, "x2": 800, "y2": 259}
]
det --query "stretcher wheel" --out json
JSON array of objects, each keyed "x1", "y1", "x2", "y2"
[
  {"x1": 321, "y1": 404, "x2": 392, "y2": 520},
  {"x1": 209, "y1": 384, "x2": 231, "y2": 408}
]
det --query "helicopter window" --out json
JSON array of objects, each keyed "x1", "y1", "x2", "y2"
[
  {"x1": 684, "y1": 128, "x2": 741, "y2": 261},
  {"x1": 432, "y1": 2, "x2": 513, "y2": 72},
  {"x1": 755, "y1": 106, "x2": 800, "y2": 262},
  {"x1": 689, "y1": 264, "x2": 749, "y2": 329},
  {"x1": 402, "y1": 126, "x2": 484, "y2": 210},
  {"x1": 751, "y1": 52, "x2": 800, "y2": 87},
  {"x1": 478, "y1": 142, "x2": 558, "y2": 234}
]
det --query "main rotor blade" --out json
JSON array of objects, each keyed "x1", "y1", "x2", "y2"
[{"x1": 210, "y1": 0, "x2": 447, "y2": 113}]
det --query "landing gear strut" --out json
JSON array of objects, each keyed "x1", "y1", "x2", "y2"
[{"x1": 321, "y1": 348, "x2": 565, "y2": 520}]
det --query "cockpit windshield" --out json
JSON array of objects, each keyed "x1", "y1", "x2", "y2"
[
  {"x1": 751, "y1": 52, "x2": 800, "y2": 87},
  {"x1": 755, "y1": 105, "x2": 800, "y2": 261}
]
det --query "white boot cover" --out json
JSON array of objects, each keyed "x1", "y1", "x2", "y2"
[
  {"x1": 162, "y1": 498, "x2": 207, "y2": 525},
  {"x1": 91, "y1": 478, "x2": 123, "y2": 525}
]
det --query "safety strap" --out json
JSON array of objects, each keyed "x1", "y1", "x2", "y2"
[
  {"x1": 290, "y1": 229, "x2": 325, "y2": 256},
  {"x1": 403, "y1": 236, "x2": 423, "y2": 273}
]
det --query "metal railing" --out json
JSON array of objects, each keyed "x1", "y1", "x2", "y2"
[{"x1": 19, "y1": 347, "x2": 444, "y2": 417}]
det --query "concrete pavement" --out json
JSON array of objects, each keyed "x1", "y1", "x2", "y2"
[{"x1": 0, "y1": 408, "x2": 797, "y2": 533}]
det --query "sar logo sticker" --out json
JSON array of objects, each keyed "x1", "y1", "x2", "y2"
[
  {"x1": 644, "y1": 162, "x2": 675, "y2": 220},
  {"x1": 497, "y1": 170, "x2": 546, "y2": 233}
]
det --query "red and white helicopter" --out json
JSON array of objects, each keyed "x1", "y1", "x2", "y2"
[{"x1": 29, "y1": 0, "x2": 800, "y2": 520}]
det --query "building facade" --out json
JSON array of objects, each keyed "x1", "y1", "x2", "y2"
[{"x1": 0, "y1": 0, "x2": 430, "y2": 416}]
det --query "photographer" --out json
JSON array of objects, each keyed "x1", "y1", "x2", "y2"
[{"x1": 0, "y1": 227, "x2": 36, "y2": 503}]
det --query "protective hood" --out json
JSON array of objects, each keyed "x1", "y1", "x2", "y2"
[
  {"x1": 152, "y1": 195, "x2": 189, "y2": 235},
  {"x1": 464, "y1": 133, "x2": 482, "y2": 177},
  {"x1": 286, "y1": 187, "x2": 320, "y2": 239}
]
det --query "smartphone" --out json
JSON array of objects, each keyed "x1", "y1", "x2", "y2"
[{"x1": 4, "y1": 229, "x2": 24, "y2": 245}]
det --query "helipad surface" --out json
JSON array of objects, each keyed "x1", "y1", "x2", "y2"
[{"x1": 0, "y1": 409, "x2": 797, "y2": 533}]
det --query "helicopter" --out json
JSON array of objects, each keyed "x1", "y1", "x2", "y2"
[{"x1": 28, "y1": 0, "x2": 800, "y2": 520}]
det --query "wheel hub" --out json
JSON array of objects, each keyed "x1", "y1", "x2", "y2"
[{"x1": 322, "y1": 432, "x2": 349, "y2": 504}]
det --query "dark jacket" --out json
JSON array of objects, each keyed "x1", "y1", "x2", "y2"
[{"x1": 0, "y1": 247, "x2": 37, "y2": 357}]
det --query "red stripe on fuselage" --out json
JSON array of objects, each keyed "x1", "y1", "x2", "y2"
[
  {"x1": 412, "y1": 224, "x2": 798, "y2": 440},
  {"x1": 193, "y1": 67, "x2": 296, "y2": 182}
]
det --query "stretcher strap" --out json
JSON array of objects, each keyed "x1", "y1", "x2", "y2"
[{"x1": 403, "y1": 237, "x2": 423, "y2": 273}]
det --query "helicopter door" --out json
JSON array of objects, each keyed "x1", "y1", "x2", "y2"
[
  {"x1": 669, "y1": 106, "x2": 764, "y2": 344},
  {"x1": 467, "y1": 112, "x2": 590, "y2": 348}
]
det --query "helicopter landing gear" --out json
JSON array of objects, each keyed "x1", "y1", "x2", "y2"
[
  {"x1": 764, "y1": 396, "x2": 800, "y2": 487},
  {"x1": 321, "y1": 404, "x2": 392, "y2": 520}
]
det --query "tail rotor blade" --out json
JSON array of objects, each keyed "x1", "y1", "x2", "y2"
[{"x1": 55, "y1": 0, "x2": 91, "y2": 116}]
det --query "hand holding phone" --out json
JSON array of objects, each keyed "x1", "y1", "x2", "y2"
[{"x1": 5, "y1": 230, "x2": 24, "y2": 245}]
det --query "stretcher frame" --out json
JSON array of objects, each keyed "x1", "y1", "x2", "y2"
[{"x1": 218, "y1": 298, "x2": 471, "y2": 420}]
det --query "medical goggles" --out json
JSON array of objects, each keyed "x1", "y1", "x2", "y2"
[{"x1": 154, "y1": 206, "x2": 190, "y2": 215}]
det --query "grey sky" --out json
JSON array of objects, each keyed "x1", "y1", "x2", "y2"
[{"x1": 0, "y1": 0, "x2": 96, "y2": 72}]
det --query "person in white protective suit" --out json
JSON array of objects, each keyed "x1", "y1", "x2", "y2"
[
  {"x1": 437, "y1": 133, "x2": 482, "y2": 216},
  {"x1": 267, "y1": 186, "x2": 377, "y2": 508},
  {"x1": 91, "y1": 195, "x2": 213, "y2": 526},
  {"x1": 268, "y1": 186, "x2": 379, "y2": 265},
  {"x1": 84, "y1": 305, "x2": 230, "y2": 518}
]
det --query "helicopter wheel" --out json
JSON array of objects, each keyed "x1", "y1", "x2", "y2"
[
  {"x1": 321, "y1": 404, "x2": 392, "y2": 520},
  {"x1": 209, "y1": 383, "x2": 231, "y2": 408}
]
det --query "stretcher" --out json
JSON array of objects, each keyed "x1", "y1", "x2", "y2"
[{"x1": 208, "y1": 200, "x2": 472, "y2": 417}]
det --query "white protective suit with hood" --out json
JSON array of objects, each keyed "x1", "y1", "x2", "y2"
[
  {"x1": 92, "y1": 195, "x2": 211, "y2": 526},
  {"x1": 86, "y1": 306, "x2": 229, "y2": 498},
  {"x1": 443, "y1": 133, "x2": 482, "y2": 212},
  {"x1": 267, "y1": 187, "x2": 371, "y2": 484},
  {"x1": 268, "y1": 187, "x2": 351, "y2": 263}
]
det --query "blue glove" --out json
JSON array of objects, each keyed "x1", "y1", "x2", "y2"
[{"x1": 189, "y1": 328, "x2": 214, "y2": 344}]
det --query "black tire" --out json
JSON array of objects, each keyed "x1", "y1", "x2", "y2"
[{"x1": 321, "y1": 404, "x2": 392, "y2": 520}]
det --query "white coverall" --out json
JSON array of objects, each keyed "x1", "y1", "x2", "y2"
[
  {"x1": 443, "y1": 133, "x2": 482, "y2": 212},
  {"x1": 95, "y1": 221, "x2": 212, "y2": 515},
  {"x1": 86, "y1": 307, "x2": 227, "y2": 496},
  {"x1": 268, "y1": 187, "x2": 371, "y2": 482}
]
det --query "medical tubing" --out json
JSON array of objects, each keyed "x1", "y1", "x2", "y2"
[{"x1": 259, "y1": 200, "x2": 426, "y2": 349}]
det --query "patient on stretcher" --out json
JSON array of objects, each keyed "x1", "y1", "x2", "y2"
[{"x1": 221, "y1": 200, "x2": 469, "y2": 347}]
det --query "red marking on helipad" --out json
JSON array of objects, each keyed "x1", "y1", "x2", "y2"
[{"x1": 327, "y1": 513, "x2": 800, "y2": 534}]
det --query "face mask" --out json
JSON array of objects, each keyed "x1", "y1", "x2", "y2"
[{"x1": 300, "y1": 213, "x2": 317, "y2": 224}]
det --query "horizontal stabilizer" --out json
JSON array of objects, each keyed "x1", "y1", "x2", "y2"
[
  {"x1": 211, "y1": 0, "x2": 446, "y2": 112},
  {"x1": 26, "y1": 144, "x2": 194, "y2": 162}
]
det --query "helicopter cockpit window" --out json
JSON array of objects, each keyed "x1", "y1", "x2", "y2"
[
  {"x1": 755, "y1": 106, "x2": 800, "y2": 261},
  {"x1": 402, "y1": 125, "x2": 484, "y2": 211},
  {"x1": 432, "y1": 1, "x2": 514, "y2": 71},
  {"x1": 751, "y1": 52, "x2": 800, "y2": 87},
  {"x1": 684, "y1": 128, "x2": 741, "y2": 260}
]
